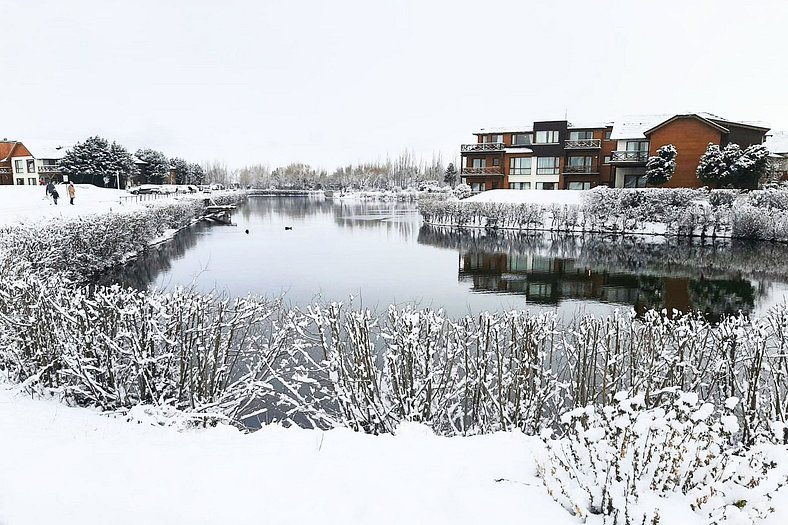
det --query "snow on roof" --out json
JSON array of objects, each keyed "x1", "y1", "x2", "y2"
[
  {"x1": 504, "y1": 147, "x2": 533, "y2": 154},
  {"x1": 567, "y1": 122, "x2": 610, "y2": 129},
  {"x1": 23, "y1": 140, "x2": 73, "y2": 160},
  {"x1": 764, "y1": 132, "x2": 788, "y2": 154},
  {"x1": 474, "y1": 126, "x2": 533, "y2": 134},
  {"x1": 609, "y1": 114, "x2": 673, "y2": 140}
]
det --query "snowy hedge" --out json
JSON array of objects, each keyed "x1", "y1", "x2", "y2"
[
  {"x1": 2, "y1": 275, "x2": 788, "y2": 444},
  {"x1": 420, "y1": 187, "x2": 788, "y2": 241},
  {"x1": 0, "y1": 192, "x2": 247, "y2": 282}
]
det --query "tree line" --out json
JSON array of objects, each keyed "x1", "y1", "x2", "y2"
[{"x1": 58, "y1": 136, "x2": 207, "y2": 188}]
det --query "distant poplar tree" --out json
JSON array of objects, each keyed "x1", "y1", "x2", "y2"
[{"x1": 444, "y1": 163, "x2": 459, "y2": 188}]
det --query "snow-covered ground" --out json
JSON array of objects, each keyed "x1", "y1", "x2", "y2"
[
  {"x1": 465, "y1": 189, "x2": 584, "y2": 205},
  {"x1": 0, "y1": 386, "x2": 567, "y2": 525},
  {"x1": 0, "y1": 185, "x2": 165, "y2": 227}
]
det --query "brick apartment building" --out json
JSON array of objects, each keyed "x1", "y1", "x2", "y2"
[{"x1": 460, "y1": 113, "x2": 771, "y2": 191}]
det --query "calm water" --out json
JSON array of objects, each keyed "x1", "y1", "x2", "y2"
[{"x1": 101, "y1": 196, "x2": 788, "y2": 319}]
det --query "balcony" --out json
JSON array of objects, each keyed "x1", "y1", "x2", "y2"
[
  {"x1": 461, "y1": 143, "x2": 505, "y2": 153},
  {"x1": 610, "y1": 151, "x2": 649, "y2": 163},
  {"x1": 0, "y1": 167, "x2": 11, "y2": 174},
  {"x1": 563, "y1": 165, "x2": 598, "y2": 174},
  {"x1": 461, "y1": 166, "x2": 502, "y2": 175},
  {"x1": 38, "y1": 165, "x2": 61, "y2": 174},
  {"x1": 564, "y1": 139, "x2": 601, "y2": 149}
]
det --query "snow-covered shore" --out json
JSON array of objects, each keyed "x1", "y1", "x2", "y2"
[{"x1": 0, "y1": 386, "x2": 566, "y2": 525}]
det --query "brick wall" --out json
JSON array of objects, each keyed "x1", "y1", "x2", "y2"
[{"x1": 648, "y1": 118, "x2": 723, "y2": 188}]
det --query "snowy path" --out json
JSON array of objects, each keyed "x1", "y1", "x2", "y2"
[{"x1": 0, "y1": 388, "x2": 568, "y2": 525}]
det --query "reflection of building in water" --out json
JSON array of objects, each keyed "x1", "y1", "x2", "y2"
[{"x1": 458, "y1": 251, "x2": 756, "y2": 319}]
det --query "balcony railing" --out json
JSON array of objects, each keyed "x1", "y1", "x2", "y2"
[
  {"x1": 564, "y1": 139, "x2": 601, "y2": 149},
  {"x1": 610, "y1": 151, "x2": 649, "y2": 162},
  {"x1": 564, "y1": 165, "x2": 597, "y2": 174},
  {"x1": 38, "y1": 165, "x2": 61, "y2": 174},
  {"x1": 461, "y1": 166, "x2": 502, "y2": 175},
  {"x1": 0, "y1": 168, "x2": 11, "y2": 174},
  {"x1": 461, "y1": 143, "x2": 505, "y2": 153}
]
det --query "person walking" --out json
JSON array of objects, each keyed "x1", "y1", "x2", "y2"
[
  {"x1": 51, "y1": 184, "x2": 60, "y2": 205},
  {"x1": 67, "y1": 181, "x2": 76, "y2": 205},
  {"x1": 45, "y1": 181, "x2": 55, "y2": 204}
]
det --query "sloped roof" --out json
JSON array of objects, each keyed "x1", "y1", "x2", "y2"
[
  {"x1": 23, "y1": 140, "x2": 72, "y2": 160},
  {"x1": 644, "y1": 114, "x2": 730, "y2": 136},
  {"x1": 609, "y1": 114, "x2": 673, "y2": 140},
  {"x1": 0, "y1": 141, "x2": 16, "y2": 161}
]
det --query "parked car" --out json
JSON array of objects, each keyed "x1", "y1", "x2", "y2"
[{"x1": 128, "y1": 185, "x2": 162, "y2": 194}]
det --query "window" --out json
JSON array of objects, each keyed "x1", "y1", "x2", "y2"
[
  {"x1": 470, "y1": 182, "x2": 486, "y2": 192},
  {"x1": 569, "y1": 131, "x2": 594, "y2": 140},
  {"x1": 568, "y1": 181, "x2": 591, "y2": 190},
  {"x1": 509, "y1": 157, "x2": 531, "y2": 175},
  {"x1": 16, "y1": 178, "x2": 23, "y2": 185},
  {"x1": 624, "y1": 175, "x2": 647, "y2": 188},
  {"x1": 567, "y1": 156, "x2": 593, "y2": 167},
  {"x1": 508, "y1": 182, "x2": 531, "y2": 190},
  {"x1": 14, "y1": 160, "x2": 23, "y2": 173},
  {"x1": 27, "y1": 177, "x2": 36, "y2": 185},
  {"x1": 27, "y1": 159, "x2": 35, "y2": 173},
  {"x1": 535, "y1": 130, "x2": 559, "y2": 144},
  {"x1": 471, "y1": 158, "x2": 486, "y2": 168},
  {"x1": 536, "y1": 182, "x2": 556, "y2": 190},
  {"x1": 626, "y1": 141, "x2": 649, "y2": 152},
  {"x1": 536, "y1": 157, "x2": 560, "y2": 174},
  {"x1": 493, "y1": 157, "x2": 500, "y2": 167},
  {"x1": 482, "y1": 134, "x2": 503, "y2": 143},
  {"x1": 512, "y1": 133, "x2": 532, "y2": 146},
  {"x1": 603, "y1": 156, "x2": 611, "y2": 164},
  {"x1": 604, "y1": 130, "x2": 612, "y2": 140}
]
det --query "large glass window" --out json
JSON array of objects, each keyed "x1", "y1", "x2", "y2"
[
  {"x1": 14, "y1": 160, "x2": 23, "y2": 173},
  {"x1": 536, "y1": 182, "x2": 556, "y2": 190},
  {"x1": 568, "y1": 181, "x2": 591, "y2": 190},
  {"x1": 536, "y1": 157, "x2": 560, "y2": 174},
  {"x1": 508, "y1": 182, "x2": 531, "y2": 190},
  {"x1": 624, "y1": 175, "x2": 647, "y2": 188},
  {"x1": 512, "y1": 133, "x2": 532, "y2": 146},
  {"x1": 470, "y1": 182, "x2": 486, "y2": 192},
  {"x1": 482, "y1": 134, "x2": 503, "y2": 143},
  {"x1": 567, "y1": 156, "x2": 593, "y2": 167},
  {"x1": 27, "y1": 159, "x2": 35, "y2": 173},
  {"x1": 509, "y1": 157, "x2": 531, "y2": 175},
  {"x1": 569, "y1": 131, "x2": 594, "y2": 140},
  {"x1": 472, "y1": 158, "x2": 486, "y2": 168},
  {"x1": 626, "y1": 140, "x2": 649, "y2": 152},
  {"x1": 535, "y1": 130, "x2": 559, "y2": 144}
]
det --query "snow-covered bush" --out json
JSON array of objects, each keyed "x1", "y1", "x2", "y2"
[
  {"x1": 538, "y1": 393, "x2": 785, "y2": 524},
  {"x1": 453, "y1": 183, "x2": 472, "y2": 200}
]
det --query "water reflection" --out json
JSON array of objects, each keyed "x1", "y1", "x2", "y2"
[
  {"x1": 418, "y1": 225, "x2": 776, "y2": 321},
  {"x1": 97, "y1": 198, "x2": 788, "y2": 320}
]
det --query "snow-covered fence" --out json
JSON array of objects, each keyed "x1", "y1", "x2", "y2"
[
  {"x1": 2, "y1": 275, "x2": 788, "y2": 441},
  {"x1": 420, "y1": 187, "x2": 788, "y2": 241}
]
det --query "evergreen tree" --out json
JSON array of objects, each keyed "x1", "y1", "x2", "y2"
[
  {"x1": 170, "y1": 157, "x2": 193, "y2": 185},
  {"x1": 735, "y1": 144, "x2": 770, "y2": 189},
  {"x1": 697, "y1": 142, "x2": 770, "y2": 189},
  {"x1": 645, "y1": 144, "x2": 677, "y2": 186},
  {"x1": 191, "y1": 163, "x2": 205, "y2": 185},
  {"x1": 444, "y1": 163, "x2": 459, "y2": 188},
  {"x1": 135, "y1": 149, "x2": 170, "y2": 185},
  {"x1": 59, "y1": 136, "x2": 135, "y2": 187}
]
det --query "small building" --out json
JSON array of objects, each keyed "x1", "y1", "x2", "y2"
[
  {"x1": 0, "y1": 139, "x2": 71, "y2": 185},
  {"x1": 764, "y1": 132, "x2": 788, "y2": 180}
]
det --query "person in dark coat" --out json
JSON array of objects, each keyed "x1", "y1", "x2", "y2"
[{"x1": 51, "y1": 185, "x2": 59, "y2": 205}]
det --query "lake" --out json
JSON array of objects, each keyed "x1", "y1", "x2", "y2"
[{"x1": 101, "y1": 196, "x2": 788, "y2": 320}]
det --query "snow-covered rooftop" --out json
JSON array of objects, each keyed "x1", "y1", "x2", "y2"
[
  {"x1": 609, "y1": 114, "x2": 673, "y2": 140},
  {"x1": 474, "y1": 126, "x2": 533, "y2": 134},
  {"x1": 23, "y1": 140, "x2": 73, "y2": 160},
  {"x1": 567, "y1": 121, "x2": 610, "y2": 129},
  {"x1": 765, "y1": 132, "x2": 788, "y2": 154}
]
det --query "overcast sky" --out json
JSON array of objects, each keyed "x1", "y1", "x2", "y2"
[{"x1": 3, "y1": 0, "x2": 787, "y2": 171}]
